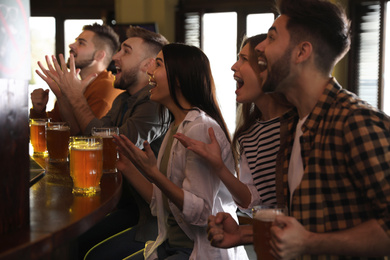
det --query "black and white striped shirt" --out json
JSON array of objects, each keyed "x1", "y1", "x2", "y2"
[{"x1": 238, "y1": 117, "x2": 281, "y2": 204}]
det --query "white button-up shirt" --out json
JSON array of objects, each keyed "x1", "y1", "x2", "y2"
[{"x1": 144, "y1": 108, "x2": 248, "y2": 260}]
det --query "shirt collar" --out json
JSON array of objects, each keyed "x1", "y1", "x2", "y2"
[{"x1": 301, "y1": 78, "x2": 341, "y2": 134}]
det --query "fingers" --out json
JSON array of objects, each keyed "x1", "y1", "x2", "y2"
[
  {"x1": 273, "y1": 215, "x2": 289, "y2": 229},
  {"x1": 45, "y1": 55, "x2": 57, "y2": 75},
  {"x1": 208, "y1": 127, "x2": 217, "y2": 143},
  {"x1": 143, "y1": 141, "x2": 154, "y2": 158},
  {"x1": 68, "y1": 54, "x2": 75, "y2": 74},
  {"x1": 83, "y1": 72, "x2": 98, "y2": 87},
  {"x1": 35, "y1": 68, "x2": 48, "y2": 82},
  {"x1": 113, "y1": 134, "x2": 133, "y2": 158},
  {"x1": 113, "y1": 134, "x2": 141, "y2": 161},
  {"x1": 207, "y1": 215, "x2": 217, "y2": 229},
  {"x1": 51, "y1": 55, "x2": 63, "y2": 75},
  {"x1": 36, "y1": 60, "x2": 53, "y2": 80},
  {"x1": 208, "y1": 230, "x2": 224, "y2": 246},
  {"x1": 173, "y1": 133, "x2": 190, "y2": 148},
  {"x1": 207, "y1": 215, "x2": 224, "y2": 244},
  {"x1": 215, "y1": 211, "x2": 228, "y2": 224}
]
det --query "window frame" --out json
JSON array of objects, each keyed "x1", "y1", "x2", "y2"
[
  {"x1": 175, "y1": 0, "x2": 277, "y2": 51},
  {"x1": 348, "y1": 0, "x2": 387, "y2": 110}
]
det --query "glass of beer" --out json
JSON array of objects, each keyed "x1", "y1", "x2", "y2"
[
  {"x1": 252, "y1": 204, "x2": 287, "y2": 260},
  {"x1": 29, "y1": 118, "x2": 50, "y2": 157},
  {"x1": 46, "y1": 122, "x2": 70, "y2": 162},
  {"x1": 69, "y1": 136, "x2": 103, "y2": 196},
  {"x1": 91, "y1": 127, "x2": 119, "y2": 173}
]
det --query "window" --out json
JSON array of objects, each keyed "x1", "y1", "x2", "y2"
[
  {"x1": 28, "y1": 18, "x2": 103, "y2": 113},
  {"x1": 29, "y1": 16, "x2": 56, "y2": 111},
  {"x1": 202, "y1": 12, "x2": 237, "y2": 133},
  {"x1": 349, "y1": 0, "x2": 389, "y2": 114},
  {"x1": 383, "y1": 4, "x2": 390, "y2": 114},
  {"x1": 181, "y1": 10, "x2": 275, "y2": 134},
  {"x1": 246, "y1": 13, "x2": 274, "y2": 36},
  {"x1": 64, "y1": 19, "x2": 103, "y2": 61}
]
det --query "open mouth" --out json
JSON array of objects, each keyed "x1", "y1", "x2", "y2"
[
  {"x1": 234, "y1": 76, "x2": 244, "y2": 89},
  {"x1": 257, "y1": 56, "x2": 268, "y2": 72},
  {"x1": 70, "y1": 50, "x2": 77, "y2": 58},
  {"x1": 115, "y1": 66, "x2": 122, "y2": 75},
  {"x1": 148, "y1": 75, "x2": 157, "y2": 87}
]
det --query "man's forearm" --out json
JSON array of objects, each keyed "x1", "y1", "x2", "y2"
[
  {"x1": 305, "y1": 219, "x2": 390, "y2": 257},
  {"x1": 67, "y1": 95, "x2": 96, "y2": 133},
  {"x1": 56, "y1": 97, "x2": 81, "y2": 135}
]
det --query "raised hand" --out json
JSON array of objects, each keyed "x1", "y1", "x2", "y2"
[
  {"x1": 35, "y1": 55, "x2": 62, "y2": 98},
  {"x1": 46, "y1": 54, "x2": 97, "y2": 99},
  {"x1": 30, "y1": 88, "x2": 49, "y2": 113},
  {"x1": 116, "y1": 151, "x2": 140, "y2": 179},
  {"x1": 174, "y1": 127, "x2": 224, "y2": 170},
  {"x1": 113, "y1": 134, "x2": 159, "y2": 179}
]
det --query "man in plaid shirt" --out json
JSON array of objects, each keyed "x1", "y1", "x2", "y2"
[
  {"x1": 207, "y1": 0, "x2": 390, "y2": 259},
  {"x1": 254, "y1": 0, "x2": 390, "y2": 258}
]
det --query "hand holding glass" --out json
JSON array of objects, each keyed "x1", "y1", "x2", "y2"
[{"x1": 252, "y1": 204, "x2": 287, "y2": 260}]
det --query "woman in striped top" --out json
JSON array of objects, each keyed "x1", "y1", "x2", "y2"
[{"x1": 175, "y1": 34, "x2": 293, "y2": 215}]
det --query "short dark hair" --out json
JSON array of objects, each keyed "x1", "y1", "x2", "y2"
[
  {"x1": 126, "y1": 26, "x2": 169, "y2": 57},
  {"x1": 277, "y1": 0, "x2": 351, "y2": 75},
  {"x1": 83, "y1": 23, "x2": 120, "y2": 63}
]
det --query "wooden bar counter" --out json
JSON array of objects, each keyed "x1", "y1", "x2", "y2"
[{"x1": 0, "y1": 156, "x2": 122, "y2": 260}]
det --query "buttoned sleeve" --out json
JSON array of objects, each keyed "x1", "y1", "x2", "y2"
[
  {"x1": 176, "y1": 120, "x2": 231, "y2": 226},
  {"x1": 237, "y1": 154, "x2": 262, "y2": 215}
]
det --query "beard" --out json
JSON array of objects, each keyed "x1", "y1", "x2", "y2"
[
  {"x1": 262, "y1": 45, "x2": 293, "y2": 93},
  {"x1": 114, "y1": 66, "x2": 139, "y2": 90},
  {"x1": 67, "y1": 51, "x2": 96, "y2": 70}
]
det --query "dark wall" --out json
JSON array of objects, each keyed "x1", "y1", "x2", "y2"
[{"x1": 0, "y1": 0, "x2": 31, "y2": 235}]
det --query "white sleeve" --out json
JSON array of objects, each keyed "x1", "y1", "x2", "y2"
[{"x1": 237, "y1": 153, "x2": 262, "y2": 216}]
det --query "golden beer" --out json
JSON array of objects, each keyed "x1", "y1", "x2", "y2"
[
  {"x1": 91, "y1": 127, "x2": 119, "y2": 173},
  {"x1": 70, "y1": 137, "x2": 103, "y2": 196},
  {"x1": 252, "y1": 205, "x2": 286, "y2": 260},
  {"x1": 30, "y1": 118, "x2": 50, "y2": 157},
  {"x1": 46, "y1": 122, "x2": 70, "y2": 162}
]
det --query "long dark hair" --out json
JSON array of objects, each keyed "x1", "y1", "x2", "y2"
[
  {"x1": 160, "y1": 43, "x2": 231, "y2": 147},
  {"x1": 231, "y1": 34, "x2": 267, "y2": 159}
]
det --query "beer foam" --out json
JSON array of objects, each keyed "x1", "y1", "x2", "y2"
[
  {"x1": 71, "y1": 141, "x2": 102, "y2": 150},
  {"x1": 253, "y1": 209, "x2": 284, "y2": 222},
  {"x1": 48, "y1": 127, "x2": 70, "y2": 131},
  {"x1": 93, "y1": 132, "x2": 113, "y2": 138}
]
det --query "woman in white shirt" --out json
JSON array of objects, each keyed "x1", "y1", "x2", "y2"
[
  {"x1": 174, "y1": 34, "x2": 293, "y2": 215},
  {"x1": 113, "y1": 43, "x2": 248, "y2": 260}
]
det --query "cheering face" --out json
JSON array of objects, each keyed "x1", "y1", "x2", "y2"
[
  {"x1": 147, "y1": 51, "x2": 172, "y2": 107},
  {"x1": 256, "y1": 15, "x2": 294, "y2": 94},
  {"x1": 112, "y1": 37, "x2": 146, "y2": 90},
  {"x1": 68, "y1": 30, "x2": 97, "y2": 69},
  {"x1": 231, "y1": 44, "x2": 265, "y2": 104}
]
